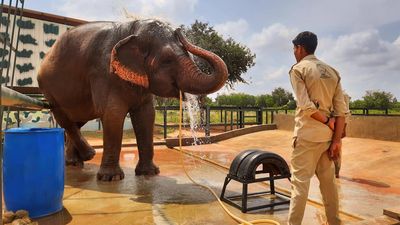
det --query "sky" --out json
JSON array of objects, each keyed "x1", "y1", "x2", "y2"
[{"x1": 26, "y1": 0, "x2": 400, "y2": 100}]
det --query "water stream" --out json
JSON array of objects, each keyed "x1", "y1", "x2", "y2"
[
  {"x1": 183, "y1": 93, "x2": 203, "y2": 145},
  {"x1": 182, "y1": 93, "x2": 208, "y2": 169}
]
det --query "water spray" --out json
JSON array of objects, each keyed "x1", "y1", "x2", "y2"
[{"x1": 177, "y1": 91, "x2": 281, "y2": 225}]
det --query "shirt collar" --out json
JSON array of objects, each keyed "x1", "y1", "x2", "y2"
[
  {"x1": 289, "y1": 54, "x2": 317, "y2": 73},
  {"x1": 301, "y1": 54, "x2": 317, "y2": 61}
]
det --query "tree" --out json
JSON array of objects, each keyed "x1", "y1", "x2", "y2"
[
  {"x1": 363, "y1": 90, "x2": 396, "y2": 109},
  {"x1": 256, "y1": 94, "x2": 274, "y2": 107},
  {"x1": 154, "y1": 96, "x2": 179, "y2": 106},
  {"x1": 349, "y1": 99, "x2": 366, "y2": 108},
  {"x1": 271, "y1": 87, "x2": 294, "y2": 107},
  {"x1": 180, "y1": 20, "x2": 256, "y2": 87},
  {"x1": 215, "y1": 93, "x2": 256, "y2": 106}
]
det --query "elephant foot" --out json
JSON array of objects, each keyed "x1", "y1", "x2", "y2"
[
  {"x1": 135, "y1": 162, "x2": 160, "y2": 176},
  {"x1": 97, "y1": 165, "x2": 125, "y2": 181},
  {"x1": 66, "y1": 146, "x2": 84, "y2": 167},
  {"x1": 78, "y1": 146, "x2": 96, "y2": 161},
  {"x1": 65, "y1": 156, "x2": 84, "y2": 167}
]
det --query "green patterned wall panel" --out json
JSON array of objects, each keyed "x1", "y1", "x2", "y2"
[
  {"x1": 19, "y1": 34, "x2": 38, "y2": 45},
  {"x1": 0, "y1": 60, "x2": 9, "y2": 68},
  {"x1": 45, "y1": 39, "x2": 56, "y2": 47},
  {"x1": 17, "y1": 77, "x2": 33, "y2": 86},
  {"x1": 16, "y1": 49, "x2": 33, "y2": 58},
  {"x1": 1, "y1": 16, "x2": 9, "y2": 26},
  {"x1": 39, "y1": 51, "x2": 46, "y2": 59},
  {"x1": 32, "y1": 116, "x2": 41, "y2": 123},
  {"x1": 0, "y1": 32, "x2": 10, "y2": 41},
  {"x1": 1, "y1": 75, "x2": 9, "y2": 84},
  {"x1": 16, "y1": 63, "x2": 34, "y2": 73},
  {"x1": 0, "y1": 48, "x2": 9, "y2": 57},
  {"x1": 17, "y1": 19, "x2": 35, "y2": 29},
  {"x1": 43, "y1": 23, "x2": 59, "y2": 35}
]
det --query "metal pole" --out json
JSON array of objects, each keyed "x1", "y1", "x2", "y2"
[
  {"x1": 16, "y1": 109, "x2": 19, "y2": 127},
  {"x1": 1, "y1": 86, "x2": 49, "y2": 110},
  {"x1": 205, "y1": 105, "x2": 210, "y2": 137},
  {"x1": 1, "y1": 0, "x2": 13, "y2": 132},
  {"x1": 240, "y1": 108, "x2": 244, "y2": 128},
  {"x1": 0, "y1": 0, "x2": 5, "y2": 23},
  {"x1": 10, "y1": 0, "x2": 24, "y2": 87},
  {"x1": 6, "y1": 0, "x2": 24, "y2": 130},
  {"x1": 271, "y1": 110, "x2": 274, "y2": 124},
  {"x1": 5, "y1": 0, "x2": 18, "y2": 80},
  {"x1": 163, "y1": 107, "x2": 167, "y2": 139},
  {"x1": 230, "y1": 110, "x2": 233, "y2": 130},
  {"x1": 224, "y1": 110, "x2": 227, "y2": 132},
  {"x1": 236, "y1": 108, "x2": 239, "y2": 129}
]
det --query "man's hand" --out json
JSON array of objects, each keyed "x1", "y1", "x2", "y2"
[
  {"x1": 328, "y1": 140, "x2": 341, "y2": 160},
  {"x1": 327, "y1": 117, "x2": 335, "y2": 131}
]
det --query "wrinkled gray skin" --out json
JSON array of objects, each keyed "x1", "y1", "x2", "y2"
[{"x1": 37, "y1": 20, "x2": 228, "y2": 181}]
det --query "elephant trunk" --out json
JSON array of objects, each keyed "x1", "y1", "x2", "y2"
[{"x1": 175, "y1": 28, "x2": 228, "y2": 95}]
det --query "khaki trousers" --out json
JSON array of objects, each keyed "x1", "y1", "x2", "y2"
[{"x1": 287, "y1": 138, "x2": 341, "y2": 225}]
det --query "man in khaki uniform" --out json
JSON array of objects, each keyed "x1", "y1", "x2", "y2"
[
  {"x1": 287, "y1": 31, "x2": 347, "y2": 225},
  {"x1": 334, "y1": 91, "x2": 351, "y2": 178}
]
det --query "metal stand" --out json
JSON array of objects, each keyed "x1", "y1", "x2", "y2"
[{"x1": 220, "y1": 149, "x2": 291, "y2": 213}]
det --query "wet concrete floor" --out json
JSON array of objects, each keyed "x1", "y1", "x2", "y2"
[{"x1": 35, "y1": 130, "x2": 400, "y2": 225}]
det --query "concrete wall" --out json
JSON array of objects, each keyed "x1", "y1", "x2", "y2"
[{"x1": 274, "y1": 114, "x2": 400, "y2": 142}]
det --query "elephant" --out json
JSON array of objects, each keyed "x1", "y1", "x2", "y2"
[{"x1": 37, "y1": 19, "x2": 228, "y2": 181}]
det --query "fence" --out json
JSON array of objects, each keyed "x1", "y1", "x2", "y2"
[
  {"x1": 4, "y1": 105, "x2": 399, "y2": 139},
  {"x1": 154, "y1": 106, "x2": 277, "y2": 139}
]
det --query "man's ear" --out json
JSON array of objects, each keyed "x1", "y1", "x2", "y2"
[{"x1": 110, "y1": 35, "x2": 149, "y2": 88}]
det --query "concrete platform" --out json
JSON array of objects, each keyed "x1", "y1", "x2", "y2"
[{"x1": 34, "y1": 129, "x2": 400, "y2": 224}]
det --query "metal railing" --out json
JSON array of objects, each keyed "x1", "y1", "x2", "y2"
[
  {"x1": 1, "y1": 1, "x2": 31, "y2": 223},
  {"x1": 154, "y1": 106, "x2": 278, "y2": 139}
]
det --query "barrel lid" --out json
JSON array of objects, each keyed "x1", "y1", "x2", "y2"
[{"x1": 5, "y1": 128, "x2": 64, "y2": 133}]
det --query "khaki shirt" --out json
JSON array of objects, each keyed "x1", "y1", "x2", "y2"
[
  {"x1": 289, "y1": 54, "x2": 347, "y2": 142},
  {"x1": 343, "y1": 91, "x2": 351, "y2": 123}
]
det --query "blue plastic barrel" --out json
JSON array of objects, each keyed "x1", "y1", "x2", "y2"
[{"x1": 4, "y1": 128, "x2": 65, "y2": 218}]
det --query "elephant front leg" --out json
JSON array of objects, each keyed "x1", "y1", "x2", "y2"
[
  {"x1": 97, "y1": 109, "x2": 126, "y2": 181},
  {"x1": 130, "y1": 101, "x2": 160, "y2": 175}
]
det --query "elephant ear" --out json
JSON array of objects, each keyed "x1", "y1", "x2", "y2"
[{"x1": 110, "y1": 35, "x2": 149, "y2": 88}]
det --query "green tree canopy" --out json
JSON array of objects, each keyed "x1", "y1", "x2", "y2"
[
  {"x1": 256, "y1": 94, "x2": 274, "y2": 107},
  {"x1": 363, "y1": 90, "x2": 396, "y2": 109},
  {"x1": 216, "y1": 93, "x2": 256, "y2": 107},
  {"x1": 154, "y1": 96, "x2": 179, "y2": 106},
  {"x1": 349, "y1": 99, "x2": 366, "y2": 108},
  {"x1": 180, "y1": 20, "x2": 256, "y2": 88},
  {"x1": 271, "y1": 87, "x2": 295, "y2": 107}
]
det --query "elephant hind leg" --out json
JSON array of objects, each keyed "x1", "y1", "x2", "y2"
[
  {"x1": 65, "y1": 122, "x2": 88, "y2": 167},
  {"x1": 51, "y1": 107, "x2": 96, "y2": 163}
]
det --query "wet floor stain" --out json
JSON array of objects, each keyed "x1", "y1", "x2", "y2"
[{"x1": 341, "y1": 176, "x2": 391, "y2": 188}]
